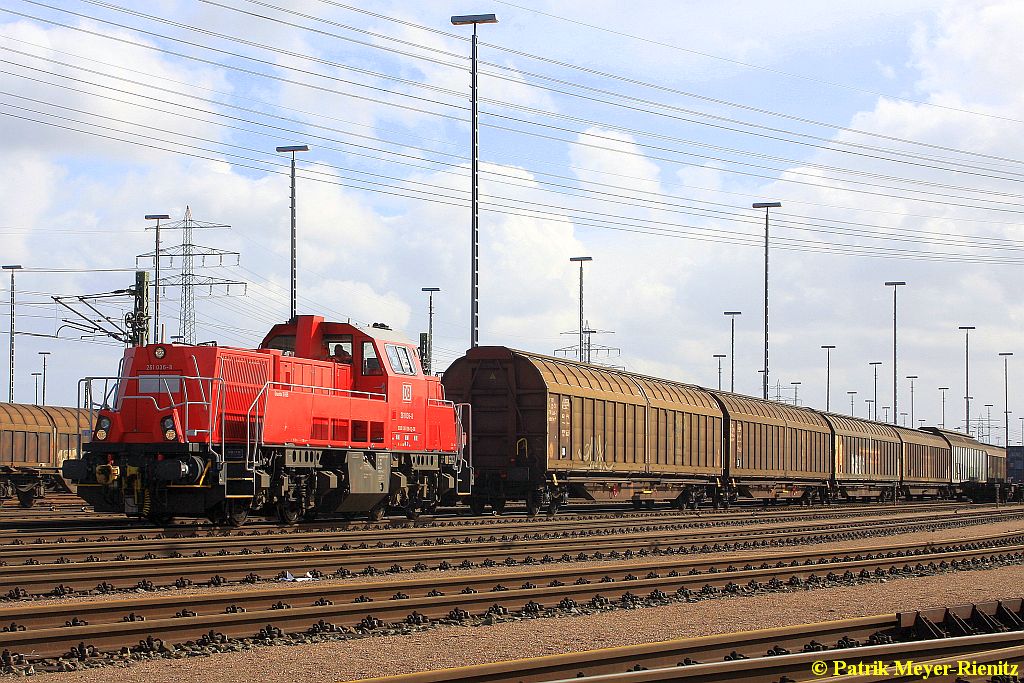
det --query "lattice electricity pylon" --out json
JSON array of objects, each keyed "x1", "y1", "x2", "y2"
[
  {"x1": 136, "y1": 207, "x2": 243, "y2": 344},
  {"x1": 555, "y1": 320, "x2": 620, "y2": 365}
]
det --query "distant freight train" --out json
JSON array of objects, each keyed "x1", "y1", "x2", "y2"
[
  {"x1": 0, "y1": 403, "x2": 88, "y2": 507},
  {"x1": 60, "y1": 316, "x2": 1012, "y2": 525}
]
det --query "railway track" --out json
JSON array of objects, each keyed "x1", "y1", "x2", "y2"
[
  {"x1": 2, "y1": 509, "x2": 1021, "y2": 596},
  {"x1": 0, "y1": 501, "x2": 1004, "y2": 546},
  {"x1": 0, "y1": 500, "x2": 997, "y2": 538},
  {"x1": 349, "y1": 599, "x2": 1024, "y2": 683},
  {"x1": 1, "y1": 505, "x2": 1014, "y2": 563},
  {"x1": 1, "y1": 539, "x2": 1022, "y2": 669}
]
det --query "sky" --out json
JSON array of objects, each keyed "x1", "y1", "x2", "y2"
[{"x1": 2, "y1": 0, "x2": 1024, "y2": 443}]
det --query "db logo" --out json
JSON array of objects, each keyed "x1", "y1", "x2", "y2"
[{"x1": 402, "y1": 383, "x2": 413, "y2": 402}]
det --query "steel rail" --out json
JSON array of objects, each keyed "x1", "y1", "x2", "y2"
[
  {"x1": 2, "y1": 541, "x2": 1022, "y2": 659},
  {"x1": 0, "y1": 500, "x2": 998, "y2": 539}
]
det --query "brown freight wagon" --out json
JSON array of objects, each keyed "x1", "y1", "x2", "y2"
[
  {"x1": 984, "y1": 443, "x2": 1007, "y2": 483},
  {"x1": 976, "y1": 442, "x2": 1010, "y2": 503},
  {"x1": 892, "y1": 425, "x2": 952, "y2": 499},
  {"x1": 711, "y1": 392, "x2": 831, "y2": 502},
  {"x1": 0, "y1": 403, "x2": 88, "y2": 507},
  {"x1": 822, "y1": 413, "x2": 900, "y2": 501},
  {"x1": 925, "y1": 428, "x2": 988, "y2": 485},
  {"x1": 442, "y1": 347, "x2": 724, "y2": 515}
]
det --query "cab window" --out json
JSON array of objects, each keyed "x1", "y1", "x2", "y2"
[
  {"x1": 385, "y1": 344, "x2": 416, "y2": 375},
  {"x1": 325, "y1": 334, "x2": 353, "y2": 363},
  {"x1": 137, "y1": 375, "x2": 181, "y2": 394},
  {"x1": 263, "y1": 335, "x2": 295, "y2": 353},
  {"x1": 362, "y1": 341, "x2": 383, "y2": 375}
]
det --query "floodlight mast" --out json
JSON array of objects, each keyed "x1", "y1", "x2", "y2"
[
  {"x1": 3, "y1": 264, "x2": 23, "y2": 403},
  {"x1": 276, "y1": 145, "x2": 310, "y2": 321},
  {"x1": 451, "y1": 13, "x2": 498, "y2": 348},
  {"x1": 752, "y1": 201, "x2": 781, "y2": 400},
  {"x1": 570, "y1": 256, "x2": 593, "y2": 362}
]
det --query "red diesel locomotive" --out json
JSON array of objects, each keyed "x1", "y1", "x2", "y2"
[{"x1": 63, "y1": 316, "x2": 467, "y2": 524}]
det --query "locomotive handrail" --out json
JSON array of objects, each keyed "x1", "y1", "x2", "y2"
[
  {"x1": 244, "y1": 381, "x2": 388, "y2": 466},
  {"x1": 78, "y1": 374, "x2": 227, "y2": 453},
  {"x1": 262, "y1": 381, "x2": 387, "y2": 401},
  {"x1": 428, "y1": 398, "x2": 456, "y2": 408}
]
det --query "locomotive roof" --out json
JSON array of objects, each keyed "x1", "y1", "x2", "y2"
[
  {"x1": 350, "y1": 322, "x2": 415, "y2": 345},
  {"x1": 259, "y1": 316, "x2": 416, "y2": 348}
]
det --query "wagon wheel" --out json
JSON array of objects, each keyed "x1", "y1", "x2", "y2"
[
  {"x1": 526, "y1": 494, "x2": 540, "y2": 518},
  {"x1": 489, "y1": 498, "x2": 506, "y2": 516},
  {"x1": 404, "y1": 504, "x2": 421, "y2": 520},
  {"x1": 16, "y1": 489, "x2": 36, "y2": 509}
]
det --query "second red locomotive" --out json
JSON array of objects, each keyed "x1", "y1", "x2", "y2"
[{"x1": 63, "y1": 316, "x2": 467, "y2": 524}]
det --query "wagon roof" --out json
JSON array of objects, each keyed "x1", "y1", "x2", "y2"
[
  {"x1": 493, "y1": 348, "x2": 722, "y2": 412},
  {"x1": 923, "y1": 427, "x2": 985, "y2": 450},
  {"x1": 0, "y1": 403, "x2": 87, "y2": 432},
  {"x1": 980, "y1": 442, "x2": 1006, "y2": 457},
  {"x1": 821, "y1": 412, "x2": 900, "y2": 440},
  {"x1": 890, "y1": 424, "x2": 948, "y2": 448},
  {"x1": 709, "y1": 391, "x2": 830, "y2": 429}
]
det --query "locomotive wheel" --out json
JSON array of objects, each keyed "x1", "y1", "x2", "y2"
[
  {"x1": 226, "y1": 502, "x2": 249, "y2": 527},
  {"x1": 16, "y1": 489, "x2": 36, "y2": 509},
  {"x1": 207, "y1": 501, "x2": 248, "y2": 527},
  {"x1": 147, "y1": 512, "x2": 174, "y2": 527},
  {"x1": 277, "y1": 502, "x2": 300, "y2": 525},
  {"x1": 469, "y1": 497, "x2": 486, "y2": 516},
  {"x1": 367, "y1": 504, "x2": 385, "y2": 522},
  {"x1": 302, "y1": 509, "x2": 319, "y2": 522},
  {"x1": 546, "y1": 500, "x2": 560, "y2": 517},
  {"x1": 405, "y1": 506, "x2": 420, "y2": 520}
]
